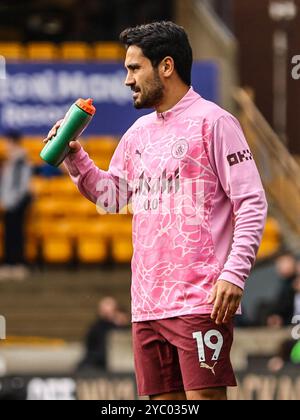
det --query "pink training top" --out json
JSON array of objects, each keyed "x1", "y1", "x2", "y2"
[{"x1": 64, "y1": 88, "x2": 268, "y2": 322}]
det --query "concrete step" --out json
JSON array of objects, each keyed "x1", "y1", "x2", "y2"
[{"x1": 0, "y1": 267, "x2": 131, "y2": 341}]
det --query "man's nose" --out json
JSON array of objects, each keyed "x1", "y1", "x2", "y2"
[{"x1": 125, "y1": 73, "x2": 134, "y2": 86}]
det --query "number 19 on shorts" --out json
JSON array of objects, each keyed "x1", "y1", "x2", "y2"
[{"x1": 193, "y1": 330, "x2": 224, "y2": 362}]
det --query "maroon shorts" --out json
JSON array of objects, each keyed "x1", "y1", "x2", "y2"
[{"x1": 132, "y1": 315, "x2": 237, "y2": 397}]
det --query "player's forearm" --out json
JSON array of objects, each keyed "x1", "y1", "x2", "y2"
[
  {"x1": 64, "y1": 148, "x2": 131, "y2": 212},
  {"x1": 218, "y1": 189, "x2": 268, "y2": 289}
]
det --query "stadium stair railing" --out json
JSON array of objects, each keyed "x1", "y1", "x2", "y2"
[{"x1": 234, "y1": 88, "x2": 300, "y2": 253}]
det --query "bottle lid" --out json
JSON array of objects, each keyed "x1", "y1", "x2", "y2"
[{"x1": 75, "y1": 98, "x2": 96, "y2": 116}]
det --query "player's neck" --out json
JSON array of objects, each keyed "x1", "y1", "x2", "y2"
[{"x1": 155, "y1": 83, "x2": 190, "y2": 114}]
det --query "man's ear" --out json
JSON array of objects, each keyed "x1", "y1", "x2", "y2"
[{"x1": 160, "y1": 56, "x2": 174, "y2": 78}]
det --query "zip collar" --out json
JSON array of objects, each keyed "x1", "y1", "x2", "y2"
[{"x1": 156, "y1": 87, "x2": 201, "y2": 122}]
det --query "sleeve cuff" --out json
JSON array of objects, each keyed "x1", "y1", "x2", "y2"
[
  {"x1": 217, "y1": 271, "x2": 245, "y2": 290},
  {"x1": 64, "y1": 148, "x2": 85, "y2": 176},
  {"x1": 64, "y1": 147, "x2": 84, "y2": 163}
]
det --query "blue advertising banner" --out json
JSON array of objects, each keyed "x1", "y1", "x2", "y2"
[{"x1": 0, "y1": 62, "x2": 218, "y2": 136}]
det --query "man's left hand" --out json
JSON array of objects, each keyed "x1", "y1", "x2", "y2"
[{"x1": 208, "y1": 280, "x2": 243, "y2": 325}]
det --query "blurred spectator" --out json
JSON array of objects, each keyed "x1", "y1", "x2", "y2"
[
  {"x1": 254, "y1": 253, "x2": 297, "y2": 325},
  {"x1": 275, "y1": 253, "x2": 297, "y2": 286},
  {"x1": 0, "y1": 131, "x2": 32, "y2": 281},
  {"x1": 266, "y1": 254, "x2": 299, "y2": 328},
  {"x1": 24, "y1": 2, "x2": 68, "y2": 42},
  {"x1": 77, "y1": 296, "x2": 130, "y2": 372},
  {"x1": 267, "y1": 339, "x2": 297, "y2": 372},
  {"x1": 266, "y1": 265, "x2": 300, "y2": 372}
]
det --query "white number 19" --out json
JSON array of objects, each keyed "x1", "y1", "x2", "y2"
[{"x1": 192, "y1": 330, "x2": 224, "y2": 362}]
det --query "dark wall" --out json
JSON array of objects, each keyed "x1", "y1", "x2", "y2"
[
  {"x1": 0, "y1": 0, "x2": 175, "y2": 42},
  {"x1": 233, "y1": 0, "x2": 300, "y2": 154}
]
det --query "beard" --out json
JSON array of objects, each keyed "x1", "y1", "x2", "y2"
[{"x1": 133, "y1": 70, "x2": 164, "y2": 109}]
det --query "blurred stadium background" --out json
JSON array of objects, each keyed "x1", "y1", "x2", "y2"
[{"x1": 0, "y1": 0, "x2": 299, "y2": 400}]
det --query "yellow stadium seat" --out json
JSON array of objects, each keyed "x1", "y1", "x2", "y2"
[
  {"x1": 37, "y1": 219, "x2": 74, "y2": 238},
  {"x1": 94, "y1": 42, "x2": 125, "y2": 61},
  {"x1": 77, "y1": 237, "x2": 108, "y2": 263},
  {"x1": 33, "y1": 196, "x2": 109, "y2": 219},
  {"x1": 48, "y1": 177, "x2": 78, "y2": 197},
  {"x1": 73, "y1": 218, "x2": 115, "y2": 238},
  {"x1": 86, "y1": 137, "x2": 119, "y2": 157},
  {"x1": 73, "y1": 198, "x2": 100, "y2": 217},
  {"x1": 0, "y1": 42, "x2": 24, "y2": 60},
  {"x1": 26, "y1": 42, "x2": 58, "y2": 60},
  {"x1": 22, "y1": 137, "x2": 43, "y2": 164},
  {"x1": 112, "y1": 237, "x2": 133, "y2": 263},
  {"x1": 111, "y1": 219, "x2": 133, "y2": 263},
  {"x1": 68, "y1": 199, "x2": 94, "y2": 218},
  {"x1": 33, "y1": 198, "x2": 72, "y2": 218},
  {"x1": 37, "y1": 219, "x2": 74, "y2": 263},
  {"x1": 42, "y1": 238, "x2": 73, "y2": 263},
  {"x1": 31, "y1": 177, "x2": 50, "y2": 198},
  {"x1": 92, "y1": 157, "x2": 111, "y2": 171},
  {"x1": 264, "y1": 217, "x2": 281, "y2": 238},
  {"x1": 109, "y1": 215, "x2": 131, "y2": 229},
  {"x1": 22, "y1": 136, "x2": 43, "y2": 145},
  {"x1": 32, "y1": 177, "x2": 77, "y2": 200},
  {"x1": 257, "y1": 217, "x2": 281, "y2": 260},
  {"x1": 61, "y1": 42, "x2": 92, "y2": 60},
  {"x1": 73, "y1": 219, "x2": 112, "y2": 262},
  {"x1": 32, "y1": 199, "x2": 56, "y2": 218},
  {"x1": 257, "y1": 240, "x2": 280, "y2": 260}
]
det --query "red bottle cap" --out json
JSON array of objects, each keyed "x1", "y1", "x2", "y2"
[{"x1": 75, "y1": 98, "x2": 96, "y2": 116}]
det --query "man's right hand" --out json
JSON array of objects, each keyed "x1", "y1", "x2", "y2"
[{"x1": 43, "y1": 119, "x2": 81, "y2": 154}]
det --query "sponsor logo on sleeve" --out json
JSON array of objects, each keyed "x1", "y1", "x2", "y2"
[{"x1": 227, "y1": 149, "x2": 253, "y2": 166}]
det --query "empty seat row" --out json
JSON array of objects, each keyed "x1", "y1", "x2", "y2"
[
  {"x1": 0, "y1": 42, "x2": 125, "y2": 61},
  {"x1": 0, "y1": 137, "x2": 119, "y2": 166},
  {"x1": 0, "y1": 233, "x2": 133, "y2": 264},
  {"x1": 0, "y1": 211, "x2": 281, "y2": 264},
  {"x1": 0, "y1": 212, "x2": 133, "y2": 264}
]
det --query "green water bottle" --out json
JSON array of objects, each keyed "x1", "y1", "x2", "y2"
[{"x1": 40, "y1": 98, "x2": 96, "y2": 167}]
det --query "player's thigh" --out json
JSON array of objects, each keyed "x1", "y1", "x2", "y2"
[
  {"x1": 173, "y1": 315, "x2": 237, "y2": 391},
  {"x1": 132, "y1": 321, "x2": 184, "y2": 397}
]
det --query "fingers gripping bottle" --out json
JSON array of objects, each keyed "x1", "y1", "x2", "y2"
[{"x1": 40, "y1": 98, "x2": 96, "y2": 167}]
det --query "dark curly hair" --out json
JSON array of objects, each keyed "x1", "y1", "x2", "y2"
[{"x1": 120, "y1": 21, "x2": 193, "y2": 86}]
